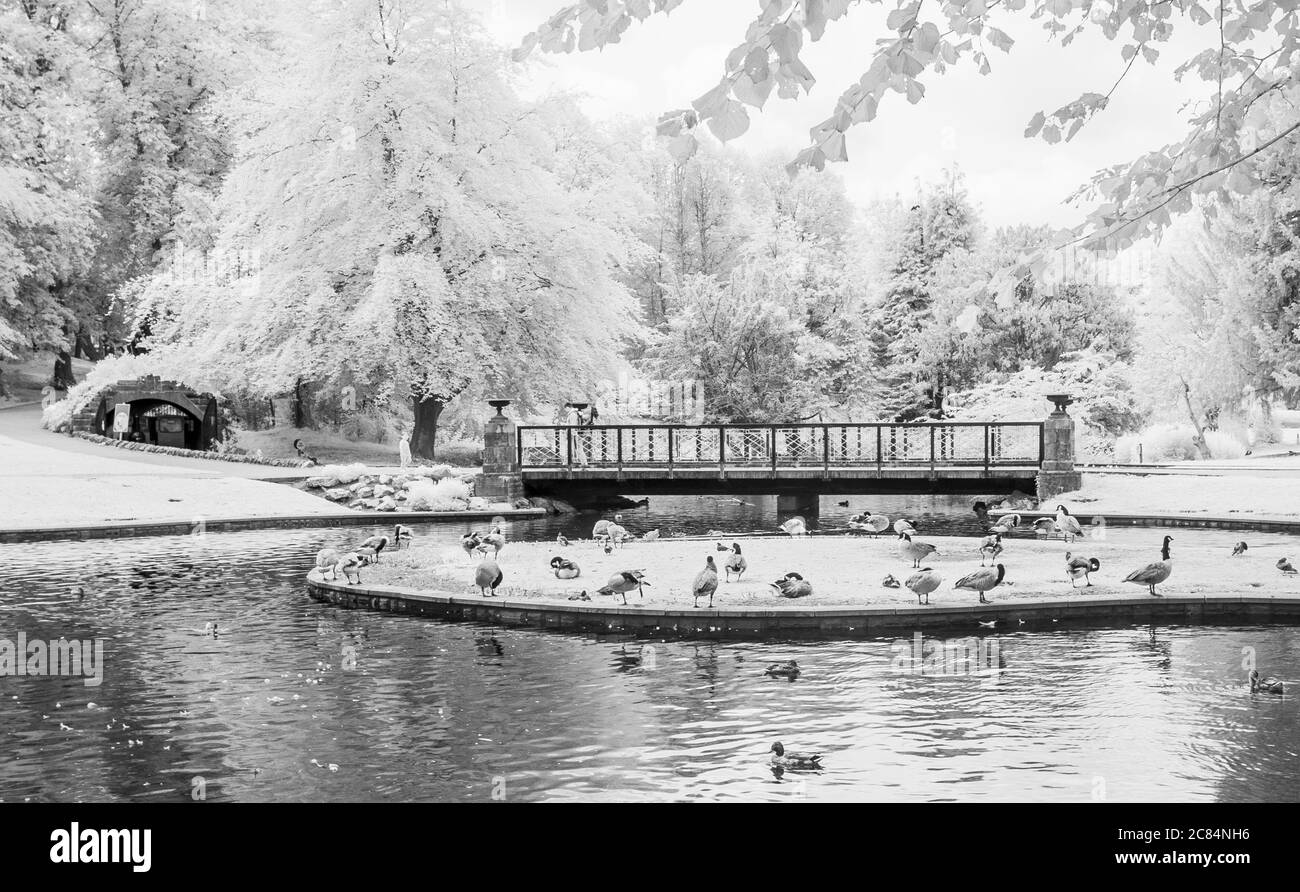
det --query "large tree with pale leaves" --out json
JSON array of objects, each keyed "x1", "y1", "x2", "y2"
[{"x1": 128, "y1": 0, "x2": 645, "y2": 457}]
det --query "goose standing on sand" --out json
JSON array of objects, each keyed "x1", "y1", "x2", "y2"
[
  {"x1": 359, "y1": 534, "x2": 389, "y2": 563},
  {"x1": 461, "y1": 532, "x2": 483, "y2": 561},
  {"x1": 978, "y1": 533, "x2": 1003, "y2": 566},
  {"x1": 642, "y1": 528, "x2": 660, "y2": 542},
  {"x1": 315, "y1": 548, "x2": 342, "y2": 578},
  {"x1": 1231, "y1": 541, "x2": 1247, "y2": 556},
  {"x1": 850, "y1": 511, "x2": 890, "y2": 536},
  {"x1": 899, "y1": 532, "x2": 939, "y2": 569},
  {"x1": 333, "y1": 553, "x2": 366, "y2": 585},
  {"x1": 905, "y1": 568, "x2": 942, "y2": 605},
  {"x1": 476, "y1": 526, "x2": 506, "y2": 559},
  {"x1": 716, "y1": 542, "x2": 748, "y2": 581},
  {"x1": 1250, "y1": 670, "x2": 1285, "y2": 694},
  {"x1": 474, "y1": 559, "x2": 503, "y2": 597},
  {"x1": 1124, "y1": 536, "x2": 1173, "y2": 596},
  {"x1": 692, "y1": 555, "x2": 719, "y2": 608},
  {"x1": 393, "y1": 525, "x2": 413, "y2": 549},
  {"x1": 1278, "y1": 558, "x2": 1298, "y2": 575},
  {"x1": 1033, "y1": 516, "x2": 1057, "y2": 538},
  {"x1": 596, "y1": 570, "x2": 649, "y2": 605},
  {"x1": 780, "y1": 517, "x2": 808, "y2": 537},
  {"x1": 1055, "y1": 506, "x2": 1083, "y2": 543},
  {"x1": 550, "y1": 556, "x2": 580, "y2": 579},
  {"x1": 955, "y1": 563, "x2": 1006, "y2": 604},
  {"x1": 1065, "y1": 552, "x2": 1101, "y2": 588},
  {"x1": 771, "y1": 572, "x2": 813, "y2": 598},
  {"x1": 991, "y1": 513, "x2": 1020, "y2": 536}
]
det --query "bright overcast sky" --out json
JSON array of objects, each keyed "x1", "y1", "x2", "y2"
[{"x1": 484, "y1": 0, "x2": 1220, "y2": 230}]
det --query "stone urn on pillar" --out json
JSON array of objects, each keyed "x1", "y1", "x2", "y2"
[
  {"x1": 1038, "y1": 393, "x2": 1082, "y2": 500},
  {"x1": 477, "y1": 399, "x2": 525, "y2": 504}
]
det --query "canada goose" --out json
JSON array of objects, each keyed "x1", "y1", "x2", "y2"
[
  {"x1": 315, "y1": 548, "x2": 342, "y2": 578},
  {"x1": 978, "y1": 533, "x2": 1003, "y2": 566},
  {"x1": 850, "y1": 510, "x2": 890, "y2": 536},
  {"x1": 771, "y1": 572, "x2": 813, "y2": 598},
  {"x1": 354, "y1": 545, "x2": 381, "y2": 565},
  {"x1": 955, "y1": 563, "x2": 1006, "y2": 604},
  {"x1": 333, "y1": 552, "x2": 366, "y2": 585},
  {"x1": 1033, "y1": 517, "x2": 1057, "y2": 538},
  {"x1": 881, "y1": 574, "x2": 901, "y2": 588},
  {"x1": 765, "y1": 660, "x2": 800, "y2": 679},
  {"x1": 835, "y1": 500, "x2": 850, "y2": 507},
  {"x1": 550, "y1": 556, "x2": 580, "y2": 579},
  {"x1": 716, "y1": 542, "x2": 747, "y2": 581},
  {"x1": 461, "y1": 532, "x2": 482, "y2": 560},
  {"x1": 556, "y1": 533, "x2": 570, "y2": 548},
  {"x1": 899, "y1": 532, "x2": 939, "y2": 568},
  {"x1": 905, "y1": 567, "x2": 943, "y2": 605},
  {"x1": 393, "y1": 525, "x2": 413, "y2": 549},
  {"x1": 1123, "y1": 536, "x2": 1173, "y2": 596},
  {"x1": 1249, "y1": 669, "x2": 1285, "y2": 694},
  {"x1": 693, "y1": 556, "x2": 719, "y2": 608},
  {"x1": 1065, "y1": 552, "x2": 1101, "y2": 587},
  {"x1": 476, "y1": 527, "x2": 506, "y2": 558},
  {"x1": 1055, "y1": 506, "x2": 1083, "y2": 543},
  {"x1": 592, "y1": 519, "x2": 613, "y2": 539},
  {"x1": 991, "y1": 513, "x2": 1021, "y2": 536},
  {"x1": 474, "y1": 559, "x2": 503, "y2": 597},
  {"x1": 359, "y1": 535, "x2": 389, "y2": 562},
  {"x1": 643, "y1": 528, "x2": 660, "y2": 541},
  {"x1": 1278, "y1": 558, "x2": 1298, "y2": 575},
  {"x1": 779, "y1": 517, "x2": 808, "y2": 536},
  {"x1": 769, "y1": 742, "x2": 822, "y2": 770},
  {"x1": 607, "y1": 524, "x2": 630, "y2": 547},
  {"x1": 597, "y1": 570, "x2": 649, "y2": 605},
  {"x1": 1231, "y1": 541, "x2": 1247, "y2": 556},
  {"x1": 893, "y1": 518, "x2": 916, "y2": 537}
]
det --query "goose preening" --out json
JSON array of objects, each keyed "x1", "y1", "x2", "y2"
[
  {"x1": 898, "y1": 532, "x2": 939, "y2": 568},
  {"x1": 849, "y1": 511, "x2": 890, "y2": 536},
  {"x1": 769, "y1": 742, "x2": 822, "y2": 771},
  {"x1": 476, "y1": 526, "x2": 506, "y2": 558},
  {"x1": 597, "y1": 570, "x2": 649, "y2": 605},
  {"x1": 461, "y1": 532, "x2": 483, "y2": 560},
  {"x1": 1278, "y1": 558, "x2": 1298, "y2": 575},
  {"x1": 556, "y1": 533, "x2": 570, "y2": 547},
  {"x1": 333, "y1": 552, "x2": 366, "y2": 585},
  {"x1": 358, "y1": 534, "x2": 389, "y2": 563},
  {"x1": 1123, "y1": 536, "x2": 1173, "y2": 596},
  {"x1": 991, "y1": 513, "x2": 1021, "y2": 536},
  {"x1": 765, "y1": 660, "x2": 800, "y2": 679},
  {"x1": 771, "y1": 572, "x2": 813, "y2": 598},
  {"x1": 592, "y1": 519, "x2": 613, "y2": 539},
  {"x1": 474, "y1": 559, "x2": 503, "y2": 597},
  {"x1": 1055, "y1": 505, "x2": 1083, "y2": 543},
  {"x1": 1033, "y1": 517, "x2": 1057, "y2": 538},
  {"x1": 1249, "y1": 670, "x2": 1285, "y2": 694},
  {"x1": 716, "y1": 542, "x2": 747, "y2": 581},
  {"x1": 779, "y1": 517, "x2": 808, "y2": 537},
  {"x1": 1065, "y1": 552, "x2": 1101, "y2": 588},
  {"x1": 905, "y1": 568, "x2": 943, "y2": 605},
  {"x1": 881, "y1": 574, "x2": 901, "y2": 589},
  {"x1": 642, "y1": 528, "x2": 660, "y2": 541},
  {"x1": 315, "y1": 548, "x2": 342, "y2": 578},
  {"x1": 393, "y1": 524, "x2": 413, "y2": 549},
  {"x1": 692, "y1": 555, "x2": 719, "y2": 608},
  {"x1": 550, "y1": 556, "x2": 580, "y2": 579},
  {"x1": 978, "y1": 533, "x2": 1003, "y2": 566},
  {"x1": 893, "y1": 518, "x2": 916, "y2": 537},
  {"x1": 1231, "y1": 541, "x2": 1247, "y2": 556},
  {"x1": 955, "y1": 563, "x2": 1006, "y2": 604}
]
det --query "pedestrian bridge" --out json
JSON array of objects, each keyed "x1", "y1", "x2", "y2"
[{"x1": 514, "y1": 421, "x2": 1046, "y2": 503}]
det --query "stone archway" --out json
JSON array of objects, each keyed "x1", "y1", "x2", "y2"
[{"x1": 74, "y1": 375, "x2": 222, "y2": 451}]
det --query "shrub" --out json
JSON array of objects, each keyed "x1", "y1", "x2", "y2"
[
  {"x1": 406, "y1": 477, "x2": 472, "y2": 511},
  {"x1": 1115, "y1": 424, "x2": 1248, "y2": 462}
]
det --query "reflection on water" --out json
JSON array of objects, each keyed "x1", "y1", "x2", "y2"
[{"x1": 1, "y1": 495, "x2": 1298, "y2": 802}]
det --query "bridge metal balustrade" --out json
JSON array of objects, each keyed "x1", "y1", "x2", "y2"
[{"x1": 517, "y1": 423, "x2": 1044, "y2": 475}]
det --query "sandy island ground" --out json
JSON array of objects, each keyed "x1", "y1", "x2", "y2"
[
  {"x1": 1061, "y1": 473, "x2": 1300, "y2": 520},
  {"x1": 349, "y1": 532, "x2": 1300, "y2": 610}
]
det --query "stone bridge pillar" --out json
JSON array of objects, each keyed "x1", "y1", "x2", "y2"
[
  {"x1": 477, "y1": 400, "x2": 524, "y2": 504},
  {"x1": 1038, "y1": 394, "x2": 1082, "y2": 500}
]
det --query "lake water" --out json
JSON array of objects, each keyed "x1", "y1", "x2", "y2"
[{"x1": 2, "y1": 495, "x2": 1298, "y2": 802}]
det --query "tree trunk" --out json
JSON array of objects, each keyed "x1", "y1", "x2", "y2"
[
  {"x1": 52, "y1": 349, "x2": 77, "y2": 389},
  {"x1": 410, "y1": 395, "x2": 445, "y2": 460},
  {"x1": 292, "y1": 378, "x2": 314, "y2": 429},
  {"x1": 1178, "y1": 377, "x2": 1210, "y2": 460}
]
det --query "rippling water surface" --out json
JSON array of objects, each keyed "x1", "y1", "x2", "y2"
[{"x1": 2, "y1": 494, "x2": 1298, "y2": 802}]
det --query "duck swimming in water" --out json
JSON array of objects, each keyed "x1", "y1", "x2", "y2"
[
  {"x1": 765, "y1": 660, "x2": 800, "y2": 679},
  {"x1": 769, "y1": 741, "x2": 822, "y2": 770},
  {"x1": 1250, "y1": 670, "x2": 1285, "y2": 694},
  {"x1": 550, "y1": 556, "x2": 580, "y2": 579}
]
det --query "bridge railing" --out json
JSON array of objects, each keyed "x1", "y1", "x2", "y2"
[{"x1": 517, "y1": 422, "x2": 1044, "y2": 473}]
